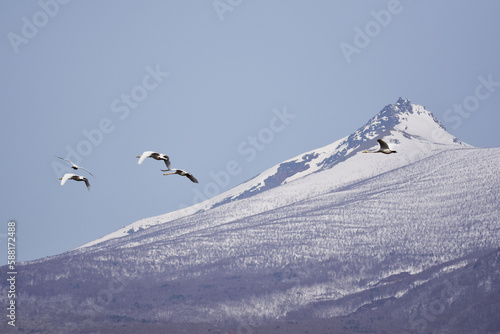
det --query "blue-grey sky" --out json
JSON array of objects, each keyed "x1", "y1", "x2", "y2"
[{"x1": 1, "y1": 1, "x2": 499, "y2": 265}]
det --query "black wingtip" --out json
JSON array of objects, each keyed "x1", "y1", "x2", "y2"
[{"x1": 187, "y1": 175, "x2": 199, "y2": 183}]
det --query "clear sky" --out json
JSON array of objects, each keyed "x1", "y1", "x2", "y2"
[{"x1": 1, "y1": 1, "x2": 499, "y2": 265}]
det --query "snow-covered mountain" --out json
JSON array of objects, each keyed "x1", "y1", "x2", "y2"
[
  {"x1": 82, "y1": 97, "x2": 467, "y2": 247},
  {"x1": 2, "y1": 98, "x2": 499, "y2": 333},
  {"x1": 212, "y1": 98, "x2": 464, "y2": 201}
]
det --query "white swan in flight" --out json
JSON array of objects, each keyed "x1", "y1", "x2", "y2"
[
  {"x1": 363, "y1": 139, "x2": 397, "y2": 154},
  {"x1": 136, "y1": 151, "x2": 171, "y2": 171},
  {"x1": 56, "y1": 156, "x2": 94, "y2": 177},
  {"x1": 59, "y1": 173, "x2": 91, "y2": 191},
  {"x1": 163, "y1": 169, "x2": 198, "y2": 183}
]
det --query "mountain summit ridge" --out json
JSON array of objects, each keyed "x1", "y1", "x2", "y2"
[{"x1": 215, "y1": 97, "x2": 465, "y2": 203}]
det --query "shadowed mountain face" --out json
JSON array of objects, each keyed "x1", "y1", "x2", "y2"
[
  {"x1": 1, "y1": 99, "x2": 498, "y2": 334},
  {"x1": 226, "y1": 151, "x2": 320, "y2": 203}
]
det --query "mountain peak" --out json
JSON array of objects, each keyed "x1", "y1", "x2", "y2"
[
  {"x1": 376, "y1": 97, "x2": 419, "y2": 119},
  {"x1": 369, "y1": 98, "x2": 447, "y2": 134},
  {"x1": 396, "y1": 96, "x2": 411, "y2": 106},
  {"x1": 376, "y1": 97, "x2": 412, "y2": 119},
  {"x1": 214, "y1": 98, "x2": 465, "y2": 204},
  {"x1": 385, "y1": 96, "x2": 413, "y2": 116}
]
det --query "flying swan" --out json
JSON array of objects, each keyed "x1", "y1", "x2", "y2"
[
  {"x1": 163, "y1": 169, "x2": 199, "y2": 183},
  {"x1": 363, "y1": 139, "x2": 397, "y2": 154},
  {"x1": 136, "y1": 151, "x2": 171, "y2": 171},
  {"x1": 59, "y1": 173, "x2": 91, "y2": 191},
  {"x1": 56, "y1": 156, "x2": 94, "y2": 177}
]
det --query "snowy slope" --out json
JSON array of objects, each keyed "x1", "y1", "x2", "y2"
[{"x1": 80, "y1": 98, "x2": 467, "y2": 248}]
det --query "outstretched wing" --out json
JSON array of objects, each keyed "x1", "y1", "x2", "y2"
[
  {"x1": 161, "y1": 157, "x2": 171, "y2": 171},
  {"x1": 138, "y1": 151, "x2": 153, "y2": 165},
  {"x1": 82, "y1": 177, "x2": 91, "y2": 191},
  {"x1": 60, "y1": 173, "x2": 75, "y2": 186},
  {"x1": 56, "y1": 156, "x2": 73, "y2": 164},
  {"x1": 79, "y1": 166, "x2": 95, "y2": 177},
  {"x1": 164, "y1": 157, "x2": 171, "y2": 170},
  {"x1": 377, "y1": 139, "x2": 390, "y2": 150},
  {"x1": 186, "y1": 173, "x2": 199, "y2": 183}
]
